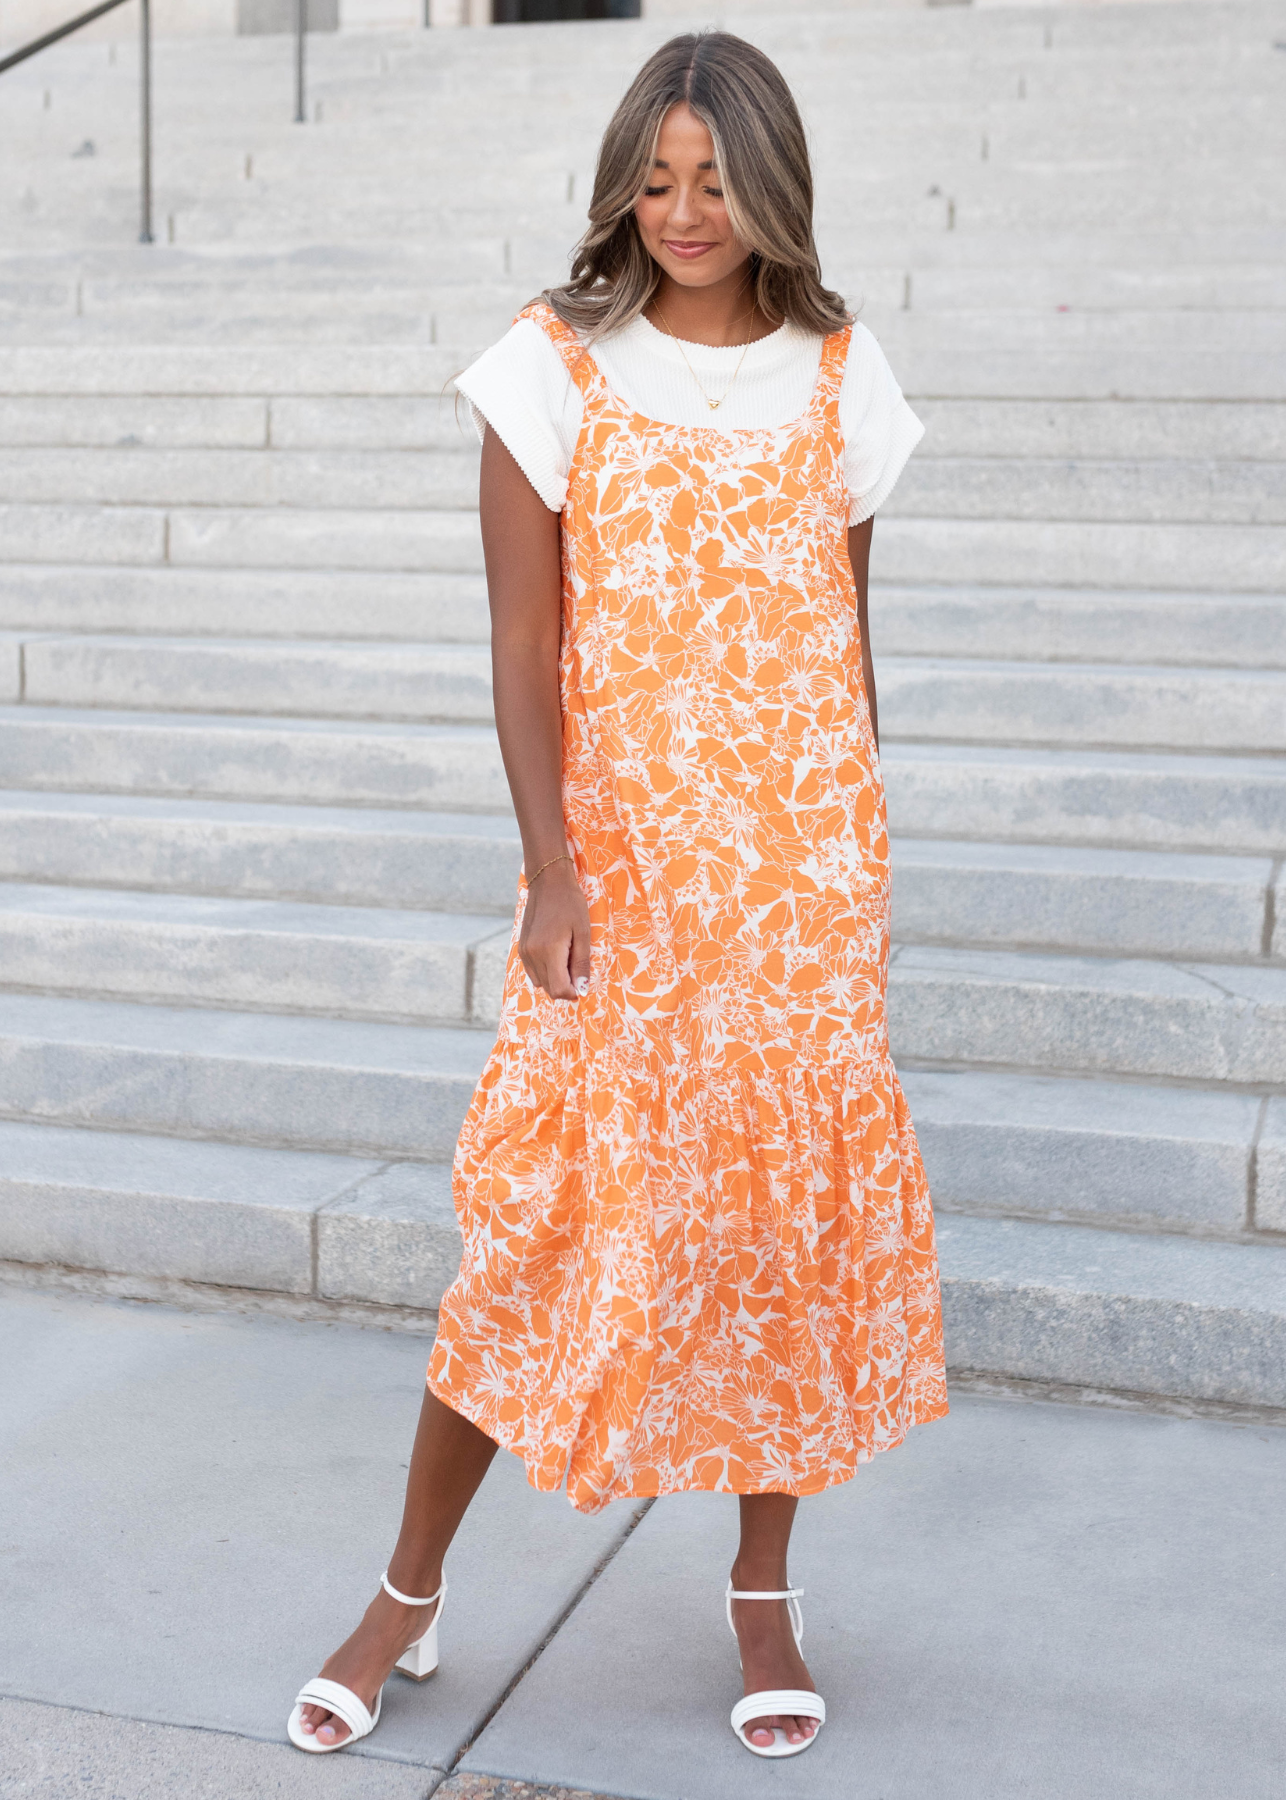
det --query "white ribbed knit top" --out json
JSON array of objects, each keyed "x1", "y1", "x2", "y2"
[{"x1": 454, "y1": 312, "x2": 923, "y2": 524}]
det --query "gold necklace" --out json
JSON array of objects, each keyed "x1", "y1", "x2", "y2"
[{"x1": 650, "y1": 300, "x2": 759, "y2": 412}]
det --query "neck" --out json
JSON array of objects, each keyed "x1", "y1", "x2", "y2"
[{"x1": 648, "y1": 267, "x2": 775, "y2": 347}]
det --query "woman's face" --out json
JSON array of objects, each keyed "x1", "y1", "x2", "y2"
[{"x1": 634, "y1": 102, "x2": 751, "y2": 291}]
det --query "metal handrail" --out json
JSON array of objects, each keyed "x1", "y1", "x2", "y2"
[
  {"x1": 0, "y1": 0, "x2": 131, "y2": 72},
  {"x1": 1, "y1": 0, "x2": 312, "y2": 243},
  {"x1": 0, "y1": 0, "x2": 153, "y2": 242},
  {"x1": 296, "y1": 0, "x2": 307, "y2": 125}
]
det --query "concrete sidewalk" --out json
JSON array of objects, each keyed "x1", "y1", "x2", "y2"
[{"x1": 2, "y1": 1284, "x2": 1284, "y2": 1800}]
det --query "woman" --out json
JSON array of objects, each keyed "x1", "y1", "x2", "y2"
[{"x1": 289, "y1": 29, "x2": 945, "y2": 1763}]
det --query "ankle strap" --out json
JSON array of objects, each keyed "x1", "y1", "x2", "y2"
[
  {"x1": 725, "y1": 1581, "x2": 805, "y2": 1650},
  {"x1": 381, "y1": 1569, "x2": 445, "y2": 1609}
]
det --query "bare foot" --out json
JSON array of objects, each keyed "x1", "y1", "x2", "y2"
[
  {"x1": 296, "y1": 1582, "x2": 442, "y2": 1748},
  {"x1": 729, "y1": 1565, "x2": 819, "y2": 1751}
]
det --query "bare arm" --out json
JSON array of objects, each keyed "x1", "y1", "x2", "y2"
[
  {"x1": 479, "y1": 425, "x2": 591, "y2": 1003},
  {"x1": 847, "y1": 517, "x2": 878, "y2": 752}
]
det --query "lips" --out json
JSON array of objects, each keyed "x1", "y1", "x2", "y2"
[{"x1": 663, "y1": 240, "x2": 715, "y2": 259}]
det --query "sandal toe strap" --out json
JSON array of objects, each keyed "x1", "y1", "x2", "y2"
[
  {"x1": 731, "y1": 1689, "x2": 826, "y2": 1733},
  {"x1": 293, "y1": 1678, "x2": 376, "y2": 1740}
]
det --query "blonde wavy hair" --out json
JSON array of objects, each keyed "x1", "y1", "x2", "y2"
[{"x1": 542, "y1": 31, "x2": 851, "y2": 342}]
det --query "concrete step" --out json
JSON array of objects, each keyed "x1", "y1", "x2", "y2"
[
  {"x1": 2, "y1": 708, "x2": 1283, "y2": 850},
  {"x1": 0, "y1": 790, "x2": 523, "y2": 910},
  {"x1": 3, "y1": 1111, "x2": 1284, "y2": 1406},
  {"x1": 937, "y1": 1213, "x2": 1286, "y2": 1408},
  {"x1": 881, "y1": 744, "x2": 1286, "y2": 857},
  {"x1": 2, "y1": 570, "x2": 1281, "y2": 671},
  {"x1": 3, "y1": 447, "x2": 1283, "y2": 528},
  {"x1": 894, "y1": 265, "x2": 1286, "y2": 313},
  {"x1": 0, "y1": 447, "x2": 478, "y2": 510},
  {"x1": 0, "y1": 1069, "x2": 1266, "y2": 1311},
  {"x1": 0, "y1": 638, "x2": 21, "y2": 705},
  {"x1": 4, "y1": 392, "x2": 1281, "y2": 463},
  {"x1": 23, "y1": 636, "x2": 495, "y2": 722},
  {"x1": 870, "y1": 587, "x2": 1286, "y2": 670},
  {"x1": 11, "y1": 98, "x2": 1281, "y2": 165},
  {"x1": 8, "y1": 264, "x2": 1286, "y2": 346},
  {"x1": 3, "y1": 502, "x2": 1281, "y2": 593},
  {"x1": 0, "y1": 391, "x2": 475, "y2": 452},
  {"x1": 0, "y1": 565, "x2": 492, "y2": 641},
  {"x1": 39, "y1": 639, "x2": 1283, "y2": 747},
  {"x1": 0, "y1": 709, "x2": 511, "y2": 810},
  {"x1": 6, "y1": 299, "x2": 1284, "y2": 394},
  {"x1": 0, "y1": 990, "x2": 494, "y2": 1156},
  {"x1": 903, "y1": 1067, "x2": 1262, "y2": 1235},
  {"x1": 473, "y1": 935, "x2": 1286, "y2": 1082},
  {"x1": 0, "y1": 394, "x2": 270, "y2": 449},
  {"x1": 7, "y1": 264, "x2": 1286, "y2": 335},
  {"x1": 4, "y1": 290, "x2": 1282, "y2": 354},
  {"x1": 4, "y1": 945, "x2": 1277, "y2": 1158},
  {"x1": 0, "y1": 787, "x2": 1273, "y2": 960},
  {"x1": 0, "y1": 344, "x2": 471, "y2": 397},
  {"x1": 0, "y1": 706, "x2": 511, "y2": 810},
  {"x1": 18, "y1": 642, "x2": 1286, "y2": 755},
  {"x1": 3, "y1": 336, "x2": 1283, "y2": 403},
  {"x1": 888, "y1": 945, "x2": 1286, "y2": 1086},
  {"x1": 870, "y1": 515, "x2": 1284, "y2": 592},
  {"x1": 140, "y1": 181, "x2": 1286, "y2": 248},
  {"x1": 878, "y1": 658, "x2": 1286, "y2": 753},
  {"x1": 1260, "y1": 1098, "x2": 1286, "y2": 1232},
  {"x1": 0, "y1": 505, "x2": 483, "y2": 571},
  {"x1": 890, "y1": 840, "x2": 1278, "y2": 963},
  {"x1": 0, "y1": 883, "x2": 508, "y2": 1024},
  {"x1": 4, "y1": 240, "x2": 1283, "y2": 317},
  {"x1": 0, "y1": 1117, "x2": 460, "y2": 1306},
  {"x1": 5, "y1": 221, "x2": 1281, "y2": 277},
  {"x1": 896, "y1": 458, "x2": 1286, "y2": 527},
  {"x1": 909, "y1": 399, "x2": 1286, "y2": 463},
  {"x1": 97, "y1": 284, "x2": 1245, "y2": 345}
]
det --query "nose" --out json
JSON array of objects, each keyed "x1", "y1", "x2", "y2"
[{"x1": 667, "y1": 183, "x2": 702, "y2": 231}]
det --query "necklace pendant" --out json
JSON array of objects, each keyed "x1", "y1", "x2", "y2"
[{"x1": 708, "y1": 398, "x2": 720, "y2": 410}]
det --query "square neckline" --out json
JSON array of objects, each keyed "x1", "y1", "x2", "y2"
[{"x1": 539, "y1": 306, "x2": 848, "y2": 446}]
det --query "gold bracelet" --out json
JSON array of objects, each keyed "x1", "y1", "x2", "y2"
[{"x1": 526, "y1": 852, "x2": 574, "y2": 886}]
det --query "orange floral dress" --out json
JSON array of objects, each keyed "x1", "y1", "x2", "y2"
[{"x1": 428, "y1": 302, "x2": 947, "y2": 1513}]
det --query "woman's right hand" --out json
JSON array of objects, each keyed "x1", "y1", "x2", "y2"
[{"x1": 519, "y1": 859, "x2": 592, "y2": 1002}]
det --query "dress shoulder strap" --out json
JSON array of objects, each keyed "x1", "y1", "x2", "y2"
[
  {"x1": 813, "y1": 324, "x2": 853, "y2": 414},
  {"x1": 514, "y1": 300, "x2": 600, "y2": 397}
]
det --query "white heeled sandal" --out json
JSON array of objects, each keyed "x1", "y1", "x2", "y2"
[
  {"x1": 286, "y1": 1570, "x2": 447, "y2": 1754},
  {"x1": 725, "y1": 1581, "x2": 826, "y2": 1759}
]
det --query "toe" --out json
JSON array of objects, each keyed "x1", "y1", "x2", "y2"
[{"x1": 314, "y1": 1712, "x2": 351, "y2": 1747}]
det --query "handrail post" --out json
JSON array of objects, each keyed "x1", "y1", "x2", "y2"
[
  {"x1": 139, "y1": 0, "x2": 152, "y2": 241},
  {"x1": 295, "y1": 0, "x2": 306, "y2": 124}
]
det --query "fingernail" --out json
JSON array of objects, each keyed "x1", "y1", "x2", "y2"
[{"x1": 574, "y1": 977, "x2": 589, "y2": 996}]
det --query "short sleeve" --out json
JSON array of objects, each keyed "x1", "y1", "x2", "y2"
[
  {"x1": 838, "y1": 323, "x2": 925, "y2": 526},
  {"x1": 452, "y1": 317, "x2": 584, "y2": 513}
]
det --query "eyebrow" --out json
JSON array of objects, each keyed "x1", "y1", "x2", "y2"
[{"x1": 652, "y1": 159, "x2": 716, "y2": 171}]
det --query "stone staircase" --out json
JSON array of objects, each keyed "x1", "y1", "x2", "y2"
[{"x1": 1, "y1": 2, "x2": 1284, "y2": 1405}]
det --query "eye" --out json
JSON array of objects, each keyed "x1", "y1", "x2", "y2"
[{"x1": 643, "y1": 185, "x2": 669, "y2": 197}]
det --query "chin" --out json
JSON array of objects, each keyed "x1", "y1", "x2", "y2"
[{"x1": 663, "y1": 260, "x2": 733, "y2": 287}]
